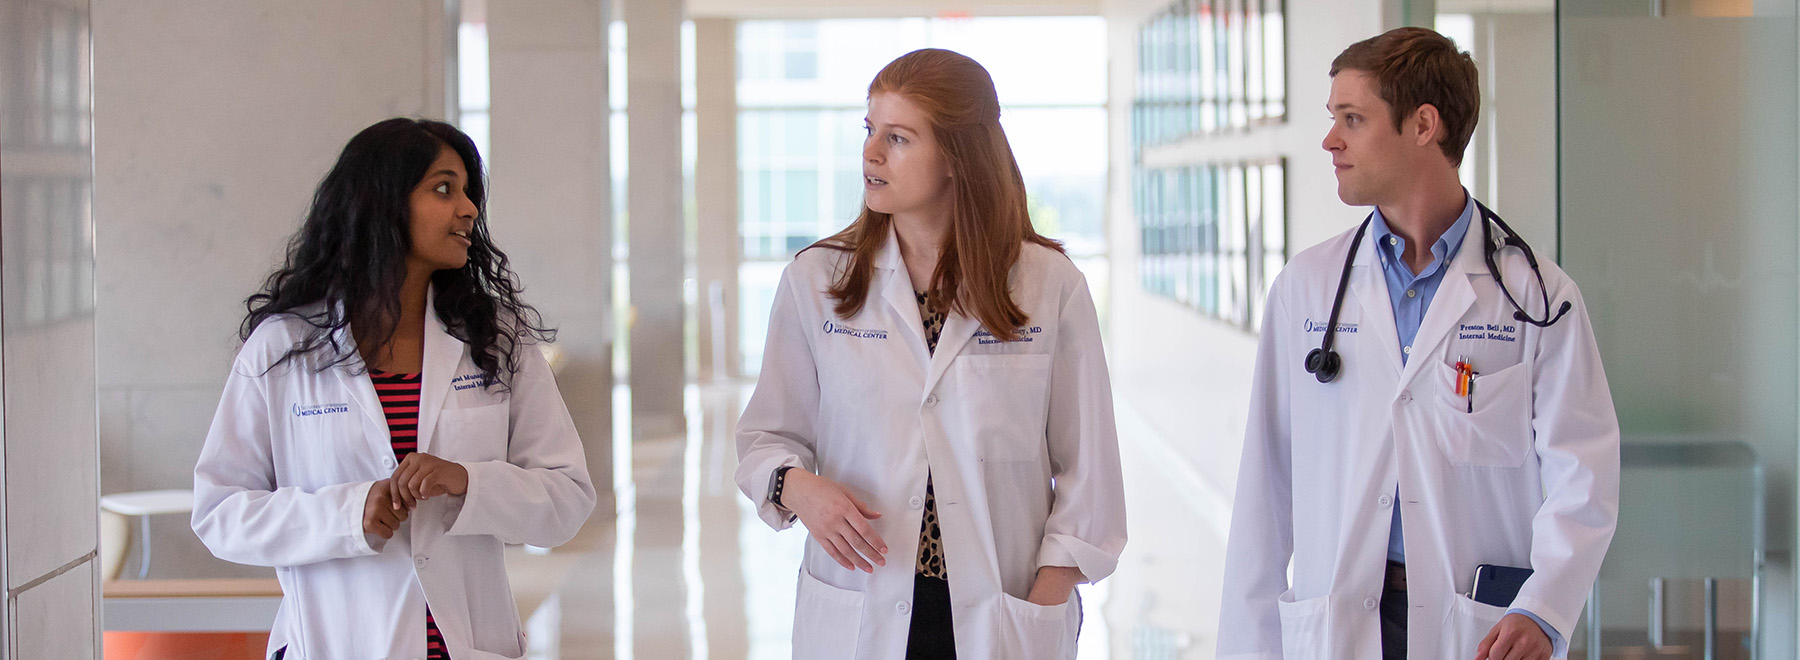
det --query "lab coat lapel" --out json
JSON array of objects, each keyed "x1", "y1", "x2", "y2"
[
  {"x1": 1347, "y1": 227, "x2": 1405, "y2": 381},
  {"x1": 876, "y1": 230, "x2": 930, "y2": 363},
  {"x1": 1398, "y1": 227, "x2": 1484, "y2": 387},
  {"x1": 923, "y1": 312, "x2": 980, "y2": 398},
  {"x1": 415, "y1": 289, "x2": 463, "y2": 456},
  {"x1": 329, "y1": 323, "x2": 395, "y2": 457}
]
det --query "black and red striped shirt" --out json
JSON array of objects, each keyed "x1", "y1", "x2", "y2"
[{"x1": 370, "y1": 369, "x2": 450, "y2": 660}]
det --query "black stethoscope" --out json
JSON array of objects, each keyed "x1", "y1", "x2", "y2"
[{"x1": 1304, "y1": 200, "x2": 1572, "y2": 383}]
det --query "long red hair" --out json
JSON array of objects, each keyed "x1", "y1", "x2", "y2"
[{"x1": 812, "y1": 48, "x2": 1063, "y2": 342}]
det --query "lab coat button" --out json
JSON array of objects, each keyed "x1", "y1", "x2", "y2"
[
  {"x1": 415, "y1": 556, "x2": 428, "y2": 569},
  {"x1": 1364, "y1": 597, "x2": 1378, "y2": 610},
  {"x1": 382, "y1": 457, "x2": 396, "y2": 469},
  {"x1": 1399, "y1": 390, "x2": 1412, "y2": 403},
  {"x1": 897, "y1": 601, "x2": 911, "y2": 615},
  {"x1": 909, "y1": 496, "x2": 924, "y2": 509},
  {"x1": 1378, "y1": 494, "x2": 1392, "y2": 507},
  {"x1": 924, "y1": 394, "x2": 939, "y2": 407}
]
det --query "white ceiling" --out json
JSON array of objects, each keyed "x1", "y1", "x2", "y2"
[
  {"x1": 685, "y1": 0, "x2": 1102, "y2": 20},
  {"x1": 1435, "y1": 0, "x2": 1555, "y2": 13}
]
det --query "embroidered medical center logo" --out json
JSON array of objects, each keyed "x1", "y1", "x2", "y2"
[
  {"x1": 1304, "y1": 318, "x2": 1359, "y2": 334},
  {"x1": 292, "y1": 402, "x2": 351, "y2": 418},
  {"x1": 822, "y1": 321, "x2": 888, "y2": 340}
]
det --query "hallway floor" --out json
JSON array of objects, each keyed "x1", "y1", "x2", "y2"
[{"x1": 506, "y1": 382, "x2": 1227, "y2": 659}]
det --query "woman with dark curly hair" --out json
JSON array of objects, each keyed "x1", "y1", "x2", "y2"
[{"x1": 191, "y1": 117, "x2": 595, "y2": 660}]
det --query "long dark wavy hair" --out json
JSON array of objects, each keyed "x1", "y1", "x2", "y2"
[{"x1": 241, "y1": 117, "x2": 553, "y2": 390}]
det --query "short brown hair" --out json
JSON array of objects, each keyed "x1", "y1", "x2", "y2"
[{"x1": 1330, "y1": 27, "x2": 1480, "y2": 166}]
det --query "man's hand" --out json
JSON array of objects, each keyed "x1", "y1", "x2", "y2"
[
  {"x1": 388, "y1": 452, "x2": 470, "y2": 508},
  {"x1": 363, "y1": 478, "x2": 410, "y2": 539},
  {"x1": 1475, "y1": 613, "x2": 1551, "y2": 660}
]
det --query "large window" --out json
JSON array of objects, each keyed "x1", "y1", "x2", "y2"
[
  {"x1": 0, "y1": 0, "x2": 95, "y2": 326},
  {"x1": 1136, "y1": 161, "x2": 1285, "y2": 330},
  {"x1": 1131, "y1": 0, "x2": 1289, "y2": 331},
  {"x1": 737, "y1": 17, "x2": 1109, "y2": 375},
  {"x1": 1133, "y1": 0, "x2": 1286, "y2": 149}
]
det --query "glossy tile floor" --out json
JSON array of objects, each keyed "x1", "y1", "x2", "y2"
[{"x1": 505, "y1": 382, "x2": 1227, "y2": 659}]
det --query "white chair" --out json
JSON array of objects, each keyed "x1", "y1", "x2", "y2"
[{"x1": 99, "y1": 489, "x2": 193, "y2": 579}]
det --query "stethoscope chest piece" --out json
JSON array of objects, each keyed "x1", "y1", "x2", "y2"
[{"x1": 1305, "y1": 347, "x2": 1342, "y2": 383}]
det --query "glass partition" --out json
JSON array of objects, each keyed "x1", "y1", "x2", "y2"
[{"x1": 1557, "y1": 1, "x2": 1799, "y2": 657}]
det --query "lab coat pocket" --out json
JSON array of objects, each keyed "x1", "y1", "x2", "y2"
[
  {"x1": 952, "y1": 353, "x2": 1053, "y2": 462},
  {"x1": 1434, "y1": 361, "x2": 1532, "y2": 467},
  {"x1": 435, "y1": 404, "x2": 510, "y2": 462},
  {"x1": 793, "y1": 566, "x2": 864, "y2": 660},
  {"x1": 998, "y1": 592, "x2": 1078, "y2": 660},
  {"x1": 1445, "y1": 593, "x2": 1510, "y2": 657},
  {"x1": 1275, "y1": 590, "x2": 1331, "y2": 660}
]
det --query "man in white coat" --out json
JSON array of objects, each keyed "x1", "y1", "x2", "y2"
[{"x1": 1217, "y1": 28, "x2": 1620, "y2": 660}]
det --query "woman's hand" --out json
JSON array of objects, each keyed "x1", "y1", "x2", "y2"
[
  {"x1": 388, "y1": 452, "x2": 470, "y2": 508},
  {"x1": 1026, "y1": 565, "x2": 1086, "y2": 606},
  {"x1": 783, "y1": 470, "x2": 888, "y2": 573},
  {"x1": 363, "y1": 478, "x2": 411, "y2": 539}
]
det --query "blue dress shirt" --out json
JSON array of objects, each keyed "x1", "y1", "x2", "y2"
[{"x1": 1370, "y1": 197, "x2": 1562, "y2": 654}]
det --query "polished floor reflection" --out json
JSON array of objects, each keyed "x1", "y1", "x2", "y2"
[{"x1": 509, "y1": 382, "x2": 1226, "y2": 659}]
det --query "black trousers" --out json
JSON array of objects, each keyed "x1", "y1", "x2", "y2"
[
  {"x1": 905, "y1": 573, "x2": 956, "y2": 659},
  {"x1": 1380, "y1": 579, "x2": 1408, "y2": 660}
]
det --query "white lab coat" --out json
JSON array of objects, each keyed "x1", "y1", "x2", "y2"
[
  {"x1": 192, "y1": 300, "x2": 596, "y2": 660},
  {"x1": 736, "y1": 230, "x2": 1127, "y2": 660},
  {"x1": 1217, "y1": 218, "x2": 1620, "y2": 659}
]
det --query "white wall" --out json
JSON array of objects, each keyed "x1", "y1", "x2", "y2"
[{"x1": 92, "y1": 0, "x2": 454, "y2": 578}]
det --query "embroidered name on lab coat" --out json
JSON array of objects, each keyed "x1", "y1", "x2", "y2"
[
  {"x1": 1458, "y1": 323, "x2": 1518, "y2": 343},
  {"x1": 822, "y1": 321, "x2": 888, "y2": 340},
  {"x1": 292, "y1": 403, "x2": 351, "y2": 418},
  {"x1": 452, "y1": 373, "x2": 492, "y2": 391},
  {"x1": 975, "y1": 326, "x2": 1042, "y2": 345}
]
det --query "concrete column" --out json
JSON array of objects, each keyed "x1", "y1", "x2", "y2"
[
  {"x1": 694, "y1": 18, "x2": 739, "y2": 382},
  {"x1": 0, "y1": 0, "x2": 101, "y2": 652},
  {"x1": 92, "y1": 0, "x2": 456, "y2": 579},
  {"x1": 625, "y1": 0, "x2": 686, "y2": 438},
  {"x1": 486, "y1": 0, "x2": 615, "y2": 513}
]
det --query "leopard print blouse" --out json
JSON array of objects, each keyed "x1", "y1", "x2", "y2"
[{"x1": 916, "y1": 290, "x2": 948, "y2": 580}]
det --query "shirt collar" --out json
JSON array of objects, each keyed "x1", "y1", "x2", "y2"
[{"x1": 1369, "y1": 192, "x2": 1476, "y2": 275}]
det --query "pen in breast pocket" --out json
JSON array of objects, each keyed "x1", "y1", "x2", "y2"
[{"x1": 1467, "y1": 370, "x2": 1478, "y2": 412}]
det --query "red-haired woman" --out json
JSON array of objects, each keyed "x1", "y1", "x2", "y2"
[{"x1": 736, "y1": 48, "x2": 1126, "y2": 660}]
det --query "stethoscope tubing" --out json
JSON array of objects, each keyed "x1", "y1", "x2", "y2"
[{"x1": 1303, "y1": 200, "x2": 1570, "y2": 384}]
